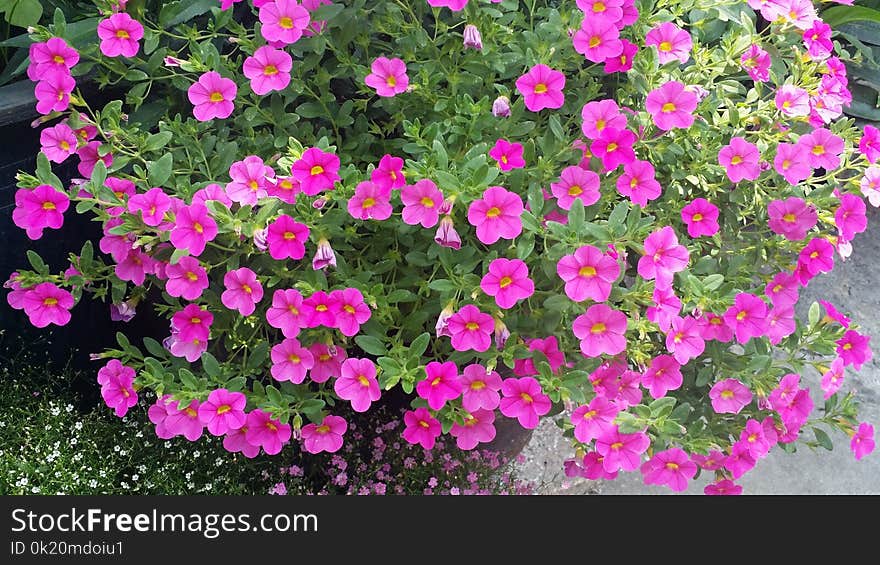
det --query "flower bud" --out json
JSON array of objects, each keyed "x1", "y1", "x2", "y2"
[
  {"x1": 435, "y1": 303, "x2": 455, "y2": 338},
  {"x1": 434, "y1": 216, "x2": 462, "y2": 249},
  {"x1": 492, "y1": 95, "x2": 511, "y2": 118},
  {"x1": 110, "y1": 300, "x2": 137, "y2": 323},
  {"x1": 493, "y1": 319, "x2": 510, "y2": 350},
  {"x1": 463, "y1": 24, "x2": 483, "y2": 50},
  {"x1": 312, "y1": 238, "x2": 337, "y2": 271},
  {"x1": 253, "y1": 227, "x2": 269, "y2": 251}
]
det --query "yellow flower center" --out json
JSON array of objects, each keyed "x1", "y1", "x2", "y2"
[
  {"x1": 421, "y1": 197, "x2": 435, "y2": 208},
  {"x1": 659, "y1": 41, "x2": 672, "y2": 52},
  {"x1": 386, "y1": 75, "x2": 397, "y2": 87},
  {"x1": 589, "y1": 36, "x2": 601, "y2": 48},
  {"x1": 316, "y1": 424, "x2": 330, "y2": 434},
  {"x1": 242, "y1": 284, "x2": 252, "y2": 294},
  {"x1": 264, "y1": 64, "x2": 278, "y2": 76},
  {"x1": 721, "y1": 390, "x2": 734, "y2": 399},
  {"x1": 186, "y1": 271, "x2": 198, "y2": 281},
  {"x1": 288, "y1": 354, "x2": 300, "y2": 363},
  {"x1": 116, "y1": 29, "x2": 130, "y2": 39},
  {"x1": 42, "y1": 201, "x2": 56, "y2": 210},
  {"x1": 843, "y1": 343, "x2": 853, "y2": 350},
  {"x1": 610, "y1": 441, "x2": 624, "y2": 450},
  {"x1": 485, "y1": 206, "x2": 501, "y2": 218},
  {"x1": 593, "y1": 1, "x2": 606, "y2": 11},
  {"x1": 43, "y1": 297, "x2": 58, "y2": 306},
  {"x1": 283, "y1": 231, "x2": 297, "y2": 240},
  {"x1": 665, "y1": 462, "x2": 679, "y2": 470},
  {"x1": 185, "y1": 407, "x2": 197, "y2": 418},
  {"x1": 782, "y1": 213, "x2": 796, "y2": 223},
  {"x1": 591, "y1": 322, "x2": 606, "y2": 334},
  {"x1": 465, "y1": 322, "x2": 479, "y2": 331},
  {"x1": 470, "y1": 380, "x2": 486, "y2": 391},
  {"x1": 419, "y1": 420, "x2": 430, "y2": 428},
  {"x1": 582, "y1": 410, "x2": 597, "y2": 420},
  {"x1": 499, "y1": 276, "x2": 513, "y2": 288},
  {"x1": 358, "y1": 375, "x2": 370, "y2": 387},
  {"x1": 190, "y1": 317, "x2": 201, "y2": 324},
  {"x1": 606, "y1": 142, "x2": 618, "y2": 152},
  {"x1": 266, "y1": 421, "x2": 278, "y2": 431},
  {"x1": 579, "y1": 265, "x2": 597, "y2": 278},
  {"x1": 310, "y1": 165, "x2": 324, "y2": 176},
  {"x1": 595, "y1": 119, "x2": 606, "y2": 131},
  {"x1": 781, "y1": 159, "x2": 791, "y2": 170},
  {"x1": 533, "y1": 83, "x2": 548, "y2": 94},
  {"x1": 692, "y1": 213, "x2": 703, "y2": 222},
  {"x1": 343, "y1": 304, "x2": 356, "y2": 314},
  {"x1": 279, "y1": 16, "x2": 294, "y2": 29},
  {"x1": 661, "y1": 102, "x2": 676, "y2": 113},
  {"x1": 288, "y1": 305, "x2": 299, "y2": 315},
  {"x1": 210, "y1": 91, "x2": 224, "y2": 103},
  {"x1": 568, "y1": 185, "x2": 583, "y2": 196},
  {"x1": 362, "y1": 197, "x2": 376, "y2": 209},
  {"x1": 315, "y1": 304, "x2": 328, "y2": 312},
  {"x1": 217, "y1": 404, "x2": 231, "y2": 415},
  {"x1": 730, "y1": 155, "x2": 743, "y2": 165},
  {"x1": 53, "y1": 54, "x2": 65, "y2": 64},
  {"x1": 812, "y1": 145, "x2": 825, "y2": 155},
  {"x1": 193, "y1": 222, "x2": 204, "y2": 234},
  {"x1": 736, "y1": 310, "x2": 747, "y2": 321},
  {"x1": 520, "y1": 392, "x2": 533, "y2": 404},
  {"x1": 59, "y1": 140, "x2": 70, "y2": 151}
]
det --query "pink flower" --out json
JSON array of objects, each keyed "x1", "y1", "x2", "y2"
[
  {"x1": 462, "y1": 23, "x2": 482, "y2": 49},
  {"x1": 128, "y1": 188, "x2": 170, "y2": 227},
  {"x1": 860, "y1": 125, "x2": 880, "y2": 163},
  {"x1": 170, "y1": 204, "x2": 217, "y2": 256},
  {"x1": 329, "y1": 287, "x2": 371, "y2": 337},
  {"x1": 641, "y1": 355, "x2": 683, "y2": 399},
  {"x1": 680, "y1": 198, "x2": 719, "y2": 238},
  {"x1": 171, "y1": 303, "x2": 213, "y2": 342},
  {"x1": 718, "y1": 136, "x2": 761, "y2": 183},
  {"x1": 467, "y1": 186, "x2": 523, "y2": 244},
  {"x1": 165, "y1": 256, "x2": 209, "y2": 300},
  {"x1": 301, "y1": 290, "x2": 337, "y2": 328},
  {"x1": 267, "y1": 214, "x2": 310, "y2": 260},
  {"x1": 365, "y1": 57, "x2": 409, "y2": 97},
  {"x1": 480, "y1": 258, "x2": 534, "y2": 309},
  {"x1": 434, "y1": 216, "x2": 462, "y2": 249},
  {"x1": 645, "y1": 81, "x2": 697, "y2": 130},
  {"x1": 401, "y1": 408, "x2": 441, "y2": 450},
  {"x1": 616, "y1": 159, "x2": 662, "y2": 207},
  {"x1": 835, "y1": 193, "x2": 867, "y2": 241},
  {"x1": 604, "y1": 38, "x2": 638, "y2": 73},
  {"x1": 221, "y1": 267, "x2": 264, "y2": 316},
  {"x1": 27, "y1": 38, "x2": 79, "y2": 79},
  {"x1": 226, "y1": 155, "x2": 274, "y2": 205},
  {"x1": 820, "y1": 300, "x2": 851, "y2": 327},
  {"x1": 556, "y1": 244, "x2": 620, "y2": 303},
  {"x1": 335, "y1": 358, "x2": 381, "y2": 412},
  {"x1": 647, "y1": 286, "x2": 682, "y2": 332},
  {"x1": 577, "y1": 0, "x2": 624, "y2": 25},
  {"x1": 40, "y1": 123, "x2": 78, "y2": 163},
  {"x1": 581, "y1": 99, "x2": 627, "y2": 140},
  {"x1": 427, "y1": 0, "x2": 468, "y2": 11},
  {"x1": 302, "y1": 415, "x2": 347, "y2": 454},
  {"x1": 103, "y1": 177, "x2": 136, "y2": 216},
  {"x1": 765, "y1": 304, "x2": 796, "y2": 345},
  {"x1": 259, "y1": 0, "x2": 310, "y2": 44},
  {"x1": 709, "y1": 378, "x2": 752, "y2": 414},
  {"x1": 447, "y1": 305, "x2": 494, "y2": 352},
  {"x1": 268, "y1": 176, "x2": 300, "y2": 203},
  {"x1": 551, "y1": 165, "x2": 600, "y2": 210},
  {"x1": 97, "y1": 13, "x2": 144, "y2": 58},
  {"x1": 245, "y1": 409, "x2": 291, "y2": 455},
  {"x1": 581, "y1": 452, "x2": 618, "y2": 480},
  {"x1": 590, "y1": 127, "x2": 636, "y2": 171},
  {"x1": 797, "y1": 237, "x2": 835, "y2": 280},
  {"x1": 767, "y1": 197, "x2": 817, "y2": 240},
  {"x1": 645, "y1": 22, "x2": 692, "y2": 64},
  {"x1": 775, "y1": 85, "x2": 810, "y2": 117},
  {"x1": 572, "y1": 16, "x2": 623, "y2": 63},
  {"x1": 291, "y1": 147, "x2": 340, "y2": 195},
  {"x1": 596, "y1": 427, "x2": 649, "y2": 473},
  {"x1": 774, "y1": 142, "x2": 812, "y2": 185},
  {"x1": 198, "y1": 389, "x2": 247, "y2": 436},
  {"x1": 148, "y1": 395, "x2": 179, "y2": 439},
  {"x1": 723, "y1": 292, "x2": 768, "y2": 344},
  {"x1": 740, "y1": 418, "x2": 775, "y2": 459},
  {"x1": 309, "y1": 343, "x2": 346, "y2": 383},
  {"x1": 223, "y1": 425, "x2": 261, "y2": 458},
  {"x1": 301, "y1": 0, "x2": 331, "y2": 35},
  {"x1": 97, "y1": 360, "x2": 138, "y2": 418},
  {"x1": 724, "y1": 442, "x2": 756, "y2": 480},
  {"x1": 705, "y1": 479, "x2": 743, "y2": 496},
  {"x1": 691, "y1": 450, "x2": 727, "y2": 470},
  {"x1": 499, "y1": 377, "x2": 552, "y2": 429},
  {"x1": 312, "y1": 238, "x2": 337, "y2": 271},
  {"x1": 741, "y1": 44, "x2": 771, "y2": 82},
  {"x1": 76, "y1": 141, "x2": 112, "y2": 177},
  {"x1": 417, "y1": 361, "x2": 463, "y2": 410},
  {"x1": 347, "y1": 181, "x2": 392, "y2": 220},
  {"x1": 271, "y1": 338, "x2": 315, "y2": 384},
  {"x1": 459, "y1": 363, "x2": 503, "y2": 411},
  {"x1": 450, "y1": 409, "x2": 496, "y2": 450},
  {"x1": 860, "y1": 166, "x2": 880, "y2": 206},
  {"x1": 161, "y1": 399, "x2": 205, "y2": 442},
  {"x1": 765, "y1": 271, "x2": 799, "y2": 307},
  {"x1": 515, "y1": 64, "x2": 565, "y2": 112},
  {"x1": 243, "y1": 46, "x2": 292, "y2": 95},
  {"x1": 637, "y1": 226, "x2": 690, "y2": 288},
  {"x1": 187, "y1": 71, "x2": 237, "y2": 121},
  {"x1": 401, "y1": 179, "x2": 443, "y2": 227},
  {"x1": 769, "y1": 374, "x2": 813, "y2": 427},
  {"x1": 641, "y1": 448, "x2": 697, "y2": 492},
  {"x1": 572, "y1": 304, "x2": 628, "y2": 357},
  {"x1": 799, "y1": 127, "x2": 844, "y2": 171},
  {"x1": 489, "y1": 139, "x2": 526, "y2": 171},
  {"x1": 370, "y1": 154, "x2": 406, "y2": 191},
  {"x1": 22, "y1": 283, "x2": 74, "y2": 328},
  {"x1": 571, "y1": 396, "x2": 618, "y2": 443},
  {"x1": 836, "y1": 330, "x2": 872, "y2": 370},
  {"x1": 34, "y1": 70, "x2": 75, "y2": 114},
  {"x1": 266, "y1": 289, "x2": 306, "y2": 338},
  {"x1": 851, "y1": 422, "x2": 875, "y2": 461},
  {"x1": 12, "y1": 184, "x2": 69, "y2": 240}
]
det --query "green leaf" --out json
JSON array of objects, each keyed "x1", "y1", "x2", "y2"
[
  {"x1": 144, "y1": 131, "x2": 173, "y2": 152},
  {"x1": 568, "y1": 199, "x2": 585, "y2": 233},
  {"x1": 428, "y1": 279, "x2": 457, "y2": 292},
  {"x1": 90, "y1": 160, "x2": 107, "y2": 189},
  {"x1": 246, "y1": 341, "x2": 269, "y2": 371},
  {"x1": 26, "y1": 250, "x2": 48, "y2": 275},
  {"x1": 4, "y1": 0, "x2": 42, "y2": 27},
  {"x1": 179, "y1": 368, "x2": 199, "y2": 390},
  {"x1": 143, "y1": 337, "x2": 166, "y2": 358},
  {"x1": 548, "y1": 114, "x2": 565, "y2": 141},
  {"x1": 823, "y1": 6, "x2": 880, "y2": 28},
  {"x1": 409, "y1": 332, "x2": 430, "y2": 359},
  {"x1": 169, "y1": 247, "x2": 189, "y2": 265},
  {"x1": 295, "y1": 102, "x2": 328, "y2": 119},
  {"x1": 813, "y1": 427, "x2": 834, "y2": 451},
  {"x1": 266, "y1": 385, "x2": 283, "y2": 404},
  {"x1": 355, "y1": 335, "x2": 387, "y2": 356},
  {"x1": 649, "y1": 396, "x2": 677, "y2": 419},
  {"x1": 148, "y1": 153, "x2": 173, "y2": 186},
  {"x1": 432, "y1": 139, "x2": 448, "y2": 171},
  {"x1": 201, "y1": 352, "x2": 221, "y2": 378},
  {"x1": 808, "y1": 301, "x2": 820, "y2": 326},
  {"x1": 159, "y1": 0, "x2": 216, "y2": 27}
]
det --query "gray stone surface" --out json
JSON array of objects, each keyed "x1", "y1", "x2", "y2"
[{"x1": 516, "y1": 208, "x2": 880, "y2": 495}]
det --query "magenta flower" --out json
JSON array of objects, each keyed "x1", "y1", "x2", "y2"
[
  {"x1": 513, "y1": 336, "x2": 565, "y2": 377},
  {"x1": 170, "y1": 204, "x2": 217, "y2": 256},
  {"x1": 646, "y1": 81, "x2": 697, "y2": 130},
  {"x1": 616, "y1": 159, "x2": 662, "y2": 207},
  {"x1": 40, "y1": 123, "x2": 78, "y2": 163},
  {"x1": 767, "y1": 197, "x2": 817, "y2": 240},
  {"x1": 226, "y1": 155, "x2": 273, "y2": 205},
  {"x1": 590, "y1": 127, "x2": 636, "y2": 170},
  {"x1": 467, "y1": 186, "x2": 523, "y2": 244},
  {"x1": 691, "y1": 449, "x2": 727, "y2": 471},
  {"x1": 128, "y1": 187, "x2": 172, "y2": 228},
  {"x1": 851, "y1": 423, "x2": 875, "y2": 461},
  {"x1": 427, "y1": 0, "x2": 469, "y2": 10},
  {"x1": 165, "y1": 256, "x2": 209, "y2": 300},
  {"x1": 302, "y1": 415, "x2": 347, "y2": 454},
  {"x1": 637, "y1": 226, "x2": 690, "y2": 288},
  {"x1": 775, "y1": 85, "x2": 810, "y2": 117},
  {"x1": 604, "y1": 38, "x2": 638, "y2": 73},
  {"x1": 401, "y1": 408, "x2": 442, "y2": 450},
  {"x1": 417, "y1": 361, "x2": 463, "y2": 410},
  {"x1": 741, "y1": 44, "x2": 771, "y2": 82},
  {"x1": 365, "y1": 57, "x2": 409, "y2": 97},
  {"x1": 724, "y1": 442, "x2": 756, "y2": 480},
  {"x1": 221, "y1": 267, "x2": 264, "y2": 316},
  {"x1": 171, "y1": 303, "x2": 213, "y2": 342},
  {"x1": 76, "y1": 141, "x2": 112, "y2": 178},
  {"x1": 187, "y1": 71, "x2": 237, "y2": 121},
  {"x1": 765, "y1": 304, "x2": 796, "y2": 345},
  {"x1": 459, "y1": 363, "x2": 502, "y2": 411},
  {"x1": 312, "y1": 238, "x2": 337, "y2": 271},
  {"x1": 223, "y1": 425, "x2": 261, "y2": 458},
  {"x1": 329, "y1": 287, "x2": 371, "y2": 337},
  {"x1": 769, "y1": 373, "x2": 813, "y2": 428},
  {"x1": 645, "y1": 22, "x2": 692, "y2": 64},
  {"x1": 489, "y1": 139, "x2": 526, "y2": 171},
  {"x1": 148, "y1": 395, "x2": 178, "y2": 440},
  {"x1": 371, "y1": 154, "x2": 406, "y2": 191},
  {"x1": 268, "y1": 176, "x2": 300, "y2": 203},
  {"x1": 162, "y1": 399, "x2": 205, "y2": 442},
  {"x1": 266, "y1": 289, "x2": 306, "y2": 338},
  {"x1": 581, "y1": 99, "x2": 627, "y2": 140},
  {"x1": 739, "y1": 418, "x2": 775, "y2": 459},
  {"x1": 799, "y1": 127, "x2": 844, "y2": 171},
  {"x1": 680, "y1": 198, "x2": 719, "y2": 238},
  {"x1": 641, "y1": 355, "x2": 683, "y2": 399},
  {"x1": 557, "y1": 244, "x2": 620, "y2": 303},
  {"x1": 709, "y1": 378, "x2": 753, "y2": 414},
  {"x1": 245, "y1": 409, "x2": 291, "y2": 455},
  {"x1": 27, "y1": 38, "x2": 79, "y2": 79},
  {"x1": 480, "y1": 258, "x2": 534, "y2": 309},
  {"x1": 97, "y1": 360, "x2": 138, "y2": 418},
  {"x1": 309, "y1": 343, "x2": 347, "y2": 383},
  {"x1": 860, "y1": 125, "x2": 880, "y2": 163},
  {"x1": 797, "y1": 237, "x2": 835, "y2": 279},
  {"x1": 515, "y1": 64, "x2": 565, "y2": 112},
  {"x1": 578, "y1": 0, "x2": 623, "y2": 23},
  {"x1": 723, "y1": 292, "x2": 768, "y2": 344},
  {"x1": 243, "y1": 46, "x2": 292, "y2": 95},
  {"x1": 551, "y1": 165, "x2": 600, "y2": 210},
  {"x1": 718, "y1": 136, "x2": 761, "y2": 183},
  {"x1": 836, "y1": 330, "x2": 872, "y2": 370},
  {"x1": 571, "y1": 396, "x2": 618, "y2": 443},
  {"x1": 595, "y1": 427, "x2": 649, "y2": 473},
  {"x1": 21, "y1": 282, "x2": 74, "y2": 328},
  {"x1": 97, "y1": 13, "x2": 143, "y2": 58},
  {"x1": 267, "y1": 214, "x2": 310, "y2": 260},
  {"x1": 291, "y1": 147, "x2": 340, "y2": 195},
  {"x1": 572, "y1": 16, "x2": 623, "y2": 63},
  {"x1": 271, "y1": 337, "x2": 315, "y2": 384},
  {"x1": 12, "y1": 184, "x2": 70, "y2": 240},
  {"x1": 572, "y1": 304, "x2": 628, "y2": 357},
  {"x1": 449, "y1": 409, "x2": 496, "y2": 451},
  {"x1": 447, "y1": 305, "x2": 494, "y2": 352},
  {"x1": 34, "y1": 70, "x2": 75, "y2": 115},
  {"x1": 499, "y1": 377, "x2": 552, "y2": 429},
  {"x1": 198, "y1": 389, "x2": 247, "y2": 436},
  {"x1": 401, "y1": 179, "x2": 443, "y2": 227},
  {"x1": 647, "y1": 286, "x2": 681, "y2": 332},
  {"x1": 835, "y1": 193, "x2": 867, "y2": 242},
  {"x1": 665, "y1": 315, "x2": 705, "y2": 365},
  {"x1": 103, "y1": 177, "x2": 136, "y2": 216},
  {"x1": 335, "y1": 358, "x2": 381, "y2": 412},
  {"x1": 259, "y1": 0, "x2": 310, "y2": 44},
  {"x1": 641, "y1": 448, "x2": 697, "y2": 492},
  {"x1": 705, "y1": 479, "x2": 743, "y2": 496},
  {"x1": 301, "y1": 290, "x2": 338, "y2": 328},
  {"x1": 820, "y1": 300, "x2": 851, "y2": 327},
  {"x1": 348, "y1": 181, "x2": 393, "y2": 220}
]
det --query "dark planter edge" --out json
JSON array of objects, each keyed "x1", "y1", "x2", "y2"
[{"x1": 0, "y1": 79, "x2": 38, "y2": 128}]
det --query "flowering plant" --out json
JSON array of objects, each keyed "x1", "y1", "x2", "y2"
[{"x1": 7, "y1": 0, "x2": 878, "y2": 494}]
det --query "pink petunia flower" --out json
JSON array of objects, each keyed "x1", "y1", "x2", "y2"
[
  {"x1": 820, "y1": 300, "x2": 851, "y2": 327},
  {"x1": 266, "y1": 214, "x2": 310, "y2": 260},
  {"x1": 312, "y1": 238, "x2": 337, "y2": 271},
  {"x1": 450, "y1": 409, "x2": 496, "y2": 450},
  {"x1": 401, "y1": 408, "x2": 441, "y2": 450},
  {"x1": 309, "y1": 343, "x2": 347, "y2": 383},
  {"x1": 480, "y1": 258, "x2": 534, "y2": 309},
  {"x1": 198, "y1": 389, "x2": 247, "y2": 436},
  {"x1": 577, "y1": 0, "x2": 623, "y2": 21},
  {"x1": 637, "y1": 226, "x2": 690, "y2": 288},
  {"x1": 645, "y1": 22, "x2": 692, "y2": 64},
  {"x1": 860, "y1": 125, "x2": 880, "y2": 163},
  {"x1": 401, "y1": 179, "x2": 443, "y2": 227},
  {"x1": 836, "y1": 330, "x2": 872, "y2": 370},
  {"x1": 266, "y1": 289, "x2": 306, "y2": 338},
  {"x1": 34, "y1": 70, "x2": 75, "y2": 114},
  {"x1": 291, "y1": 147, "x2": 340, "y2": 195},
  {"x1": 97, "y1": 360, "x2": 138, "y2": 418},
  {"x1": 76, "y1": 141, "x2": 113, "y2": 178},
  {"x1": 604, "y1": 38, "x2": 638, "y2": 73},
  {"x1": 765, "y1": 304, "x2": 796, "y2": 345},
  {"x1": 243, "y1": 46, "x2": 293, "y2": 95},
  {"x1": 699, "y1": 312, "x2": 734, "y2": 343},
  {"x1": 371, "y1": 154, "x2": 406, "y2": 191},
  {"x1": 572, "y1": 304, "x2": 628, "y2": 357},
  {"x1": 489, "y1": 139, "x2": 526, "y2": 171},
  {"x1": 640, "y1": 354, "x2": 682, "y2": 399},
  {"x1": 723, "y1": 292, "x2": 768, "y2": 344},
  {"x1": 12, "y1": 184, "x2": 70, "y2": 240},
  {"x1": 97, "y1": 13, "x2": 144, "y2": 58},
  {"x1": 769, "y1": 373, "x2": 813, "y2": 428},
  {"x1": 581, "y1": 451, "x2": 618, "y2": 480},
  {"x1": 223, "y1": 425, "x2": 261, "y2": 458},
  {"x1": 556, "y1": 244, "x2": 620, "y2": 303},
  {"x1": 616, "y1": 159, "x2": 662, "y2": 207},
  {"x1": 581, "y1": 99, "x2": 627, "y2": 140},
  {"x1": 513, "y1": 336, "x2": 565, "y2": 377},
  {"x1": 447, "y1": 304, "x2": 494, "y2": 352},
  {"x1": 591, "y1": 127, "x2": 637, "y2": 172},
  {"x1": 775, "y1": 85, "x2": 810, "y2": 117},
  {"x1": 774, "y1": 142, "x2": 812, "y2": 185},
  {"x1": 679, "y1": 198, "x2": 718, "y2": 238},
  {"x1": 571, "y1": 396, "x2": 619, "y2": 443},
  {"x1": 459, "y1": 363, "x2": 502, "y2": 411},
  {"x1": 718, "y1": 136, "x2": 761, "y2": 183},
  {"x1": 596, "y1": 427, "x2": 649, "y2": 473},
  {"x1": 364, "y1": 57, "x2": 409, "y2": 97},
  {"x1": 187, "y1": 71, "x2": 237, "y2": 121},
  {"x1": 27, "y1": 38, "x2": 79, "y2": 80},
  {"x1": 705, "y1": 479, "x2": 743, "y2": 496},
  {"x1": 417, "y1": 361, "x2": 463, "y2": 410},
  {"x1": 335, "y1": 358, "x2": 381, "y2": 412},
  {"x1": 767, "y1": 197, "x2": 817, "y2": 240},
  {"x1": 572, "y1": 16, "x2": 623, "y2": 63},
  {"x1": 148, "y1": 395, "x2": 179, "y2": 440},
  {"x1": 709, "y1": 378, "x2": 753, "y2": 414},
  {"x1": 851, "y1": 422, "x2": 875, "y2": 461},
  {"x1": 467, "y1": 186, "x2": 523, "y2": 244},
  {"x1": 302, "y1": 415, "x2": 347, "y2": 454},
  {"x1": 797, "y1": 237, "x2": 835, "y2": 280},
  {"x1": 515, "y1": 64, "x2": 565, "y2": 112},
  {"x1": 226, "y1": 155, "x2": 274, "y2": 205},
  {"x1": 329, "y1": 287, "x2": 371, "y2": 337},
  {"x1": 170, "y1": 203, "x2": 217, "y2": 256},
  {"x1": 427, "y1": 0, "x2": 468, "y2": 11},
  {"x1": 724, "y1": 442, "x2": 756, "y2": 480},
  {"x1": 165, "y1": 256, "x2": 209, "y2": 300},
  {"x1": 259, "y1": 0, "x2": 310, "y2": 44},
  {"x1": 221, "y1": 267, "x2": 264, "y2": 316},
  {"x1": 835, "y1": 193, "x2": 868, "y2": 242},
  {"x1": 161, "y1": 399, "x2": 205, "y2": 442},
  {"x1": 691, "y1": 449, "x2": 727, "y2": 471},
  {"x1": 551, "y1": 165, "x2": 600, "y2": 210},
  {"x1": 647, "y1": 285, "x2": 682, "y2": 332},
  {"x1": 301, "y1": 290, "x2": 338, "y2": 328},
  {"x1": 434, "y1": 216, "x2": 463, "y2": 250},
  {"x1": 348, "y1": 181, "x2": 392, "y2": 220},
  {"x1": 739, "y1": 418, "x2": 776, "y2": 459},
  {"x1": 666, "y1": 315, "x2": 705, "y2": 364},
  {"x1": 271, "y1": 338, "x2": 315, "y2": 384},
  {"x1": 499, "y1": 377, "x2": 552, "y2": 429},
  {"x1": 646, "y1": 81, "x2": 698, "y2": 130},
  {"x1": 740, "y1": 44, "x2": 771, "y2": 82},
  {"x1": 860, "y1": 166, "x2": 880, "y2": 206},
  {"x1": 245, "y1": 409, "x2": 292, "y2": 455},
  {"x1": 171, "y1": 303, "x2": 213, "y2": 342},
  {"x1": 641, "y1": 448, "x2": 697, "y2": 492},
  {"x1": 798, "y1": 127, "x2": 844, "y2": 171},
  {"x1": 40, "y1": 123, "x2": 78, "y2": 163}
]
